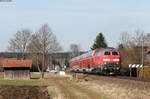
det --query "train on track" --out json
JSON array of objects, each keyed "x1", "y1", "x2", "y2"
[{"x1": 69, "y1": 48, "x2": 121, "y2": 75}]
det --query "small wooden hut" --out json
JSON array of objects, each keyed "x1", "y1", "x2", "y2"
[
  {"x1": 3, "y1": 60, "x2": 32, "y2": 79},
  {"x1": 0, "y1": 57, "x2": 7, "y2": 72}
]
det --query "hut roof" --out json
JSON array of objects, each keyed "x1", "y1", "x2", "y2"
[
  {"x1": 3, "y1": 60, "x2": 32, "y2": 68},
  {"x1": 0, "y1": 57, "x2": 7, "y2": 66}
]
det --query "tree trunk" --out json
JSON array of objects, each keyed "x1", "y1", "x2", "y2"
[
  {"x1": 22, "y1": 52, "x2": 25, "y2": 60},
  {"x1": 42, "y1": 52, "x2": 45, "y2": 78},
  {"x1": 36, "y1": 54, "x2": 41, "y2": 73}
]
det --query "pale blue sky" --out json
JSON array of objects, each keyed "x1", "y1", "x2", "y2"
[{"x1": 0, "y1": 0, "x2": 150, "y2": 51}]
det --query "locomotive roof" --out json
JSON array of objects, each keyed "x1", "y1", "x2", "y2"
[
  {"x1": 70, "y1": 47, "x2": 117, "y2": 62},
  {"x1": 95, "y1": 47, "x2": 115, "y2": 51}
]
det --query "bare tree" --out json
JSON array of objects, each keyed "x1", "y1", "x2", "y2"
[
  {"x1": 69, "y1": 44, "x2": 80, "y2": 58},
  {"x1": 27, "y1": 24, "x2": 62, "y2": 78},
  {"x1": 118, "y1": 29, "x2": 150, "y2": 68},
  {"x1": 8, "y1": 29, "x2": 32, "y2": 59},
  {"x1": 119, "y1": 32, "x2": 131, "y2": 48},
  {"x1": 27, "y1": 34, "x2": 43, "y2": 72},
  {"x1": 120, "y1": 30, "x2": 150, "y2": 48},
  {"x1": 132, "y1": 30, "x2": 150, "y2": 47}
]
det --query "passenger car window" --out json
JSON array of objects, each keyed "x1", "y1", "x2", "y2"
[
  {"x1": 104, "y1": 52, "x2": 110, "y2": 55},
  {"x1": 112, "y1": 52, "x2": 118, "y2": 55}
]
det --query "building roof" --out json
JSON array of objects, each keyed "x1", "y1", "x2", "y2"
[{"x1": 3, "y1": 60, "x2": 32, "y2": 68}]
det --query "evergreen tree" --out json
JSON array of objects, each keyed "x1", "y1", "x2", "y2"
[
  {"x1": 91, "y1": 33, "x2": 107, "y2": 50},
  {"x1": 118, "y1": 43, "x2": 124, "y2": 50},
  {"x1": 64, "y1": 59, "x2": 69, "y2": 67}
]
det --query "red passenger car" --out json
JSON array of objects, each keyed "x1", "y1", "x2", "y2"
[{"x1": 69, "y1": 48, "x2": 121, "y2": 75}]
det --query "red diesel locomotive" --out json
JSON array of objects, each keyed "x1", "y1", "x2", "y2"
[{"x1": 69, "y1": 48, "x2": 121, "y2": 75}]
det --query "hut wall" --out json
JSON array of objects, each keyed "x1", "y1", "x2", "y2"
[
  {"x1": 4, "y1": 68, "x2": 30, "y2": 79},
  {"x1": 0, "y1": 67, "x2": 3, "y2": 72}
]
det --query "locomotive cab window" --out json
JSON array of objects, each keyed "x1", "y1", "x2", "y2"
[
  {"x1": 112, "y1": 52, "x2": 118, "y2": 55},
  {"x1": 96, "y1": 52, "x2": 101, "y2": 57},
  {"x1": 104, "y1": 52, "x2": 110, "y2": 55}
]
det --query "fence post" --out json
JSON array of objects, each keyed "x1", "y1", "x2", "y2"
[
  {"x1": 129, "y1": 64, "x2": 132, "y2": 77},
  {"x1": 70, "y1": 73, "x2": 77, "y2": 81}
]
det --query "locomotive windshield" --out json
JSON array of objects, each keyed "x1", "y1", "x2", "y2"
[
  {"x1": 112, "y1": 51, "x2": 118, "y2": 55},
  {"x1": 104, "y1": 52, "x2": 110, "y2": 55}
]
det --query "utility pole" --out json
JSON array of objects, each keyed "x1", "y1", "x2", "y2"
[
  {"x1": 142, "y1": 32, "x2": 144, "y2": 78},
  {"x1": 142, "y1": 32, "x2": 144, "y2": 66}
]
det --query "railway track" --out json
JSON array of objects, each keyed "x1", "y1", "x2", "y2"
[{"x1": 115, "y1": 76, "x2": 150, "y2": 82}]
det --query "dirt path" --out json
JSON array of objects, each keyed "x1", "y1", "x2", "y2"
[{"x1": 46, "y1": 74, "x2": 107, "y2": 99}]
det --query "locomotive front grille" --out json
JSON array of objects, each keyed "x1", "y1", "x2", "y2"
[{"x1": 104, "y1": 63, "x2": 120, "y2": 71}]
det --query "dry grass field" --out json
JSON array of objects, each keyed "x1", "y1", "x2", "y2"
[
  {"x1": 80, "y1": 75, "x2": 150, "y2": 99},
  {"x1": 0, "y1": 72, "x2": 150, "y2": 99}
]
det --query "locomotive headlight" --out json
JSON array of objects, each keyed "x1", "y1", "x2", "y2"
[
  {"x1": 113, "y1": 59, "x2": 120, "y2": 61},
  {"x1": 103, "y1": 59, "x2": 110, "y2": 61}
]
